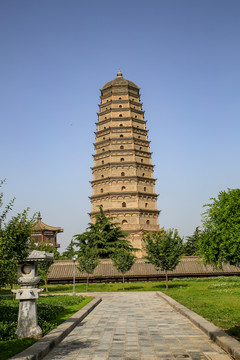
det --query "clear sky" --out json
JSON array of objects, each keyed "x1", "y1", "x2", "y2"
[{"x1": 1, "y1": 0, "x2": 240, "y2": 251}]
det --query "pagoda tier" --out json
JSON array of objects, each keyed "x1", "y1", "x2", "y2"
[{"x1": 90, "y1": 71, "x2": 160, "y2": 255}]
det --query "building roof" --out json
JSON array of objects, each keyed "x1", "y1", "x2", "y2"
[
  {"x1": 31, "y1": 212, "x2": 64, "y2": 233},
  {"x1": 101, "y1": 70, "x2": 139, "y2": 91},
  {"x1": 48, "y1": 257, "x2": 240, "y2": 281}
]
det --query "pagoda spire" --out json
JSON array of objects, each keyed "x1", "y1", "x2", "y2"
[{"x1": 117, "y1": 69, "x2": 122, "y2": 77}]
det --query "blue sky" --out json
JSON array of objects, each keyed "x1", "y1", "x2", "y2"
[{"x1": 1, "y1": 0, "x2": 240, "y2": 251}]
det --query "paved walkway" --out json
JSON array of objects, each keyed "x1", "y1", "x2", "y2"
[{"x1": 43, "y1": 292, "x2": 231, "y2": 360}]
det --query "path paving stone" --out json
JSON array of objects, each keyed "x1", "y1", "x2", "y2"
[{"x1": 43, "y1": 292, "x2": 231, "y2": 360}]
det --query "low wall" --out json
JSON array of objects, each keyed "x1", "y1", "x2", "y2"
[{"x1": 47, "y1": 256, "x2": 240, "y2": 284}]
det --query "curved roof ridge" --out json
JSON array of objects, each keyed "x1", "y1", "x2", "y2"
[
  {"x1": 101, "y1": 71, "x2": 139, "y2": 91},
  {"x1": 32, "y1": 212, "x2": 63, "y2": 232}
]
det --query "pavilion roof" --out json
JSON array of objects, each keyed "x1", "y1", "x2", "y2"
[{"x1": 32, "y1": 212, "x2": 64, "y2": 233}]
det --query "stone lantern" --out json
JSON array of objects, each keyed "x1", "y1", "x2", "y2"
[{"x1": 12, "y1": 250, "x2": 54, "y2": 338}]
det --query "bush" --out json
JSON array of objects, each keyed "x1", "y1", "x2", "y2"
[
  {"x1": 0, "y1": 295, "x2": 85, "y2": 340},
  {"x1": 0, "y1": 322, "x2": 16, "y2": 340}
]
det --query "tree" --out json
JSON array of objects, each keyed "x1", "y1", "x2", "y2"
[
  {"x1": 111, "y1": 248, "x2": 136, "y2": 290},
  {"x1": 143, "y1": 229, "x2": 183, "y2": 290},
  {"x1": 198, "y1": 188, "x2": 240, "y2": 268},
  {"x1": 31, "y1": 241, "x2": 60, "y2": 291},
  {"x1": 77, "y1": 246, "x2": 99, "y2": 291},
  {"x1": 0, "y1": 180, "x2": 35, "y2": 288},
  {"x1": 184, "y1": 227, "x2": 201, "y2": 256},
  {"x1": 61, "y1": 239, "x2": 76, "y2": 259},
  {"x1": 74, "y1": 206, "x2": 135, "y2": 259}
]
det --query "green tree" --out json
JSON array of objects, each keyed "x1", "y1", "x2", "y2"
[
  {"x1": 198, "y1": 188, "x2": 240, "y2": 268},
  {"x1": 74, "y1": 206, "x2": 135, "y2": 259},
  {"x1": 184, "y1": 227, "x2": 201, "y2": 256},
  {"x1": 143, "y1": 229, "x2": 183, "y2": 290},
  {"x1": 31, "y1": 241, "x2": 60, "y2": 291},
  {"x1": 111, "y1": 248, "x2": 136, "y2": 290},
  {"x1": 0, "y1": 180, "x2": 35, "y2": 288},
  {"x1": 77, "y1": 246, "x2": 99, "y2": 291},
  {"x1": 61, "y1": 239, "x2": 76, "y2": 259},
  {"x1": 0, "y1": 198, "x2": 35, "y2": 289}
]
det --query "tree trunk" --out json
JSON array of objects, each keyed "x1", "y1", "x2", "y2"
[
  {"x1": 123, "y1": 274, "x2": 125, "y2": 291},
  {"x1": 86, "y1": 274, "x2": 89, "y2": 291},
  {"x1": 165, "y1": 270, "x2": 168, "y2": 290},
  {"x1": 44, "y1": 278, "x2": 48, "y2": 292}
]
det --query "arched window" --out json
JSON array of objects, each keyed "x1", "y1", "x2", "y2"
[
  {"x1": 135, "y1": 115, "x2": 137, "y2": 118},
  {"x1": 137, "y1": 125, "x2": 139, "y2": 128},
  {"x1": 119, "y1": 97, "x2": 122, "y2": 100},
  {"x1": 145, "y1": 203, "x2": 148, "y2": 208},
  {"x1": 101, "y1": 174, "x2": 104, "y2": 178},
  {"x1": 141, "y1": 159, "x2": 143, "y2": 163},
  {"x1": 120, "y1": 145, "x2": 124, "y2": 149},
  {"x1": 102, "y1": 148, "x2": 105, "y2": 151},
  {"x1": 144, "y1": 187, "x2": 146, "y2": 192},
  {"x1": 100, "y1": 188, "x2": 103, "y2": 193},
  {"x1": 120, "y1": 158, "x2": 124, "y2": 162},
  {"x1": 142, "y1": 173, "x2": 145, "y2": 176},
  {"x1": 120, "y1": 124, "x2": 123, "y2": 127},
  {"x1": 138, "y1": 136, "x2": 140, "y2": 138},
  {"x1": 104, "y1": 127, "x2": 106, "y2": 129},
  {"x1": 121, "y1": 172, "x2": 125, "y2": 176},
  {"x1": 139, "y1": 147, "x2": 142, "y2": 150},
  {"x1": 119, "y1": 114, "x2": 122, "y2": 117},
  {"x1": 121, "y1": 186, "x2": 126, "y2": 191},
  {"x1": 122, "y1": 202, "x2": 126, "y2": 208},
  {"x1": 105, "y1": 117, "x2": 107, "y2": 119},
  {"x1": 146, "y1": 220, "x2": 150, "y2": 225},
  {"x1": 119, "y1": 105, "x2": 122, "y2": 108},
  {"x1": 102, "y1": 160, "x2": 104, "y2": 164},
  {"x1": 103, "y1": 137, "x2": 105, "y2": 140},
  {"x1": 120, "y1": 134, "x2": 123, "y2": 137},
  {"x1": 122, "y1": 220, "x2": 128, "y2": 224}
]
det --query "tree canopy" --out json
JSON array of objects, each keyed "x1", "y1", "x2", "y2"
[
  {"x1": 143, "y1": 229, "x2": 183, "y2": 289},
  {"x1": 198, "y1": 188, "x2": 240, "y2": 268},
  {"x1": 184, "y1": 227, "x2": 201, "y2": 256},
  {"x1": 74, "y1": 206, "x2": 134, "y2": 258},
  {"x1": 77, "y1": 246, "x2": 99, "y2": 291},
  {"x1": 61, "y1": 239, "x2": 76, "y2": 259},
  {"x1": 0, "y1": 180, "x2": 34, "y2": 287},
  {"x1": 111, "y1": 248, "x2": 136, "y2": 290}
]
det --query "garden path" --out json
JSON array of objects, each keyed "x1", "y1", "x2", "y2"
[{"x1": 43, "y1": 292, "x2": 231, "y2": 360}]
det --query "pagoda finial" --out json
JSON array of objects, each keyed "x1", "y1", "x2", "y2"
[
  {"x1": 117, "y1": 69, "x2": 122, "y2": 78},
  {"x1": 38, "y1": 212, "x2": 42, "y2": 221}
]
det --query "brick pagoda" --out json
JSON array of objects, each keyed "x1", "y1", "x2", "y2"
[{"x1": 90, "y1": 71, "x2": 160, "y2": 255}]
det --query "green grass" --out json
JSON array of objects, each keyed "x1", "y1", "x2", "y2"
[
  {"x1": 0, "y1": 295, "x2": 92, "y2": 360},
  {"x1": 160, "y1": 277, "x2": 240, "y2": 341}
]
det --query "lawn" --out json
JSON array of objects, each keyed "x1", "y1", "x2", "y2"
[{"x1": 0, "y1": 295, "x2": 92, "y2": 360}]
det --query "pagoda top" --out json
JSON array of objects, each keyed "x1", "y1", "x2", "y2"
[
  {"x1": 32, "y1": 212, "x2": 64, "y2": 233},
  {"x1": 101, "y1": 71, "x2": 139, "y2": 91}
]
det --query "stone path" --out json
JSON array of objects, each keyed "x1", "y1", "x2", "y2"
[{"x1": 43, "y1": 292, "x2": 231, "y2": 360}]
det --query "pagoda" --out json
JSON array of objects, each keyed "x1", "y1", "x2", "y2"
[
  {"x1": 90, "y1": 71, "x2": 160, "y2": 255},
  {"x1": 31, "y1": 212, "x2": 63, "y2": 249}
]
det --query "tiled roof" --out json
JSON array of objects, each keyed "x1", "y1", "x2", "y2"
[
  {"x1": 48, "y1": 257, "x2": 240, "y2": 281},
  {"x1": 101, "y1": 71, "x2": 139, "y2": 91},
  {"x1": 32, "y1": 212, "x2": 63, "y2": 233}
]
